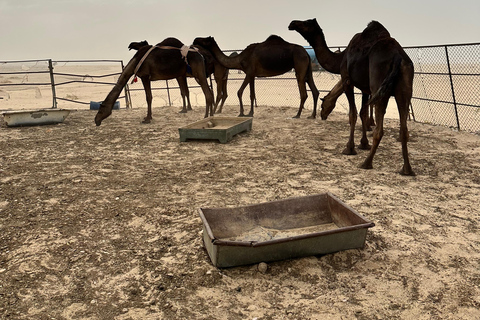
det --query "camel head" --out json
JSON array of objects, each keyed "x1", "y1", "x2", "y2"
[
  {"x1": 193, "y1": 37, "x2": 216, "y2": 50},
  {"x1": 128, "y1": 40, "x2": 149, "y2": 51},
  {"x1": 94, "y1": 102, "x2": 112, "y2": 126},
  {"x1": 288, "y1": 19, "x2": 322, "y2": 39},
  {"x1": 320, "y1": 97, "x2": 335, "y2": 120}
]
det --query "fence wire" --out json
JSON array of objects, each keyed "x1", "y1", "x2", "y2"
[
  {"x1": 404, "y1": 44, "x2": 480, "y2": 132},
  {"x1": 1, "y1": 43, "x2": 479, "y2": 133},
  {"x1": 126, "y1": 44, "x2": 480, "y2": 133},
  {"x1": 0, "y1": 59, "x2": 127, "y2": 111}
]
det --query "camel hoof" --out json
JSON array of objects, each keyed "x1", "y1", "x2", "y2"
[
  {"x1": 359, "y1": 161, "x2": 373, "y2": 169},
  {"x1": 292, "y1": 115, "x2": 301, "y2": 119},
  {"x1": 400, "y1": 166, "x2": 416, "y2": 176},
  {"x1": 342, "y1": 148, "x2": 357, "y2": 155},
  {"x1": 307, "y1": 115, "x2": 316, "y2": 119},
  {"x1": 142, "y1": 119, "x2": 151, "y2": 124},
  {"x1": 179, "y1": 110, "x2": 188, "y2": 114},
  {"x1": 358, "y1": 143, "x2": 371, "y2": 150}
]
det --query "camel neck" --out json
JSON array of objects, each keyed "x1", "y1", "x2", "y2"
[
  {"x1": 102, "y1": 56, "x2": 137, "y2": 109},
  {"x1": 307, "y1": 33, "x2": 344, "y2": 74},
  {"x1": 208, "y1": 43, "x2": 243, "y2": 70}
]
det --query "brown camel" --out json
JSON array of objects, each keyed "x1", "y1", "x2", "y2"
[
  {"x1": 289, "y1": 19, "x2": 415, "y2": 175},
  {"x1": 193, "y1": 35, "x2": 319, "y2": 118},
  {"x1": 95, "y1": 37, "x2": 214, "y2": 126},
  {"x1": 128, "y1": 40, "x2": 229, "y2": 114}
]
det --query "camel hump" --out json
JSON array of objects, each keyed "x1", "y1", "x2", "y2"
[
  {"x1": 266, "y1": 35, "x2": 287, "y2": 43},
  {"x1": 157, "y1": 37, "x2": 184, "y2": 48},
  {"x1": 363, "y1": 21, "x2": 391, "y2": 42}
]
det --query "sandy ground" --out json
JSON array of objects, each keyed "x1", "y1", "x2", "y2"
[{"x1": 1, "y1": 101, "x2": 480, "y2": 319}]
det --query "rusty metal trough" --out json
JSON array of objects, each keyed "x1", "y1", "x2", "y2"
[{"x1": 199, "y1": 193, "x2": 375, "y2": 268}]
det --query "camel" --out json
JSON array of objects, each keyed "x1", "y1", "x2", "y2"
[
  {"x1": 128, "y1": 40, "x2": 229, "y2": 114},
  {"x1": 193, "y1": 35, "x2": 319, "y2": 118},
  {"x1": 94, "y1": 37, "x2": 214, "y2": 126},
  {"x1": 289, "y1": 19, "x2": 415, "y2": 175}
]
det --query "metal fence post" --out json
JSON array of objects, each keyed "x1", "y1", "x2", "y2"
[
  {"x1": 444, "y1": 46, "x2": 461, "y2": 130},
  {"x1": 166, "y1": 80, "x2": 172, "y2": 106},
  {"x1": 48, "y1": 59, "x2": 57, "y2": 109}
]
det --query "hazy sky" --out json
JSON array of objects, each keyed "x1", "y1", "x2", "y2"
[{"x1": 1, "y1": 0, "x2": 479, "y2": 62}]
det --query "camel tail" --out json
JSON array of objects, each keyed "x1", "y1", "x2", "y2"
[{"x1": 368, "y1": 54, "x2": 402, "y2": 106}]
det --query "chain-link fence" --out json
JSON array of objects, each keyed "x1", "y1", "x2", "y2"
[
  {"x1": 404, "y1": 44, "x2": 480, "y2": 132},
  {"x1": 2, "y1": 43, "x2": 479, "y2": 133},
  {"x1": 127, "y1": 44, "x2": 480, "y2": 133}
]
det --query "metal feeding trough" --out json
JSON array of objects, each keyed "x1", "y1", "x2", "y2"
[
  {"x1": 199, "y1": 193, "x2": 375, "y2": 268},
  {"x1": 1, "y1": 109, "x2": 71, "y2": 127},
  {"x1": 179, "y1": 116, "x2": 252, "y2": 143}
]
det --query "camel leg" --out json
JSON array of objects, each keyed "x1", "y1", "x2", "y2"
[
  {"x1": 342, "y1": 83, "x2": 358, "y2": 155},
  {"x1": 307, "y1": 76, "x2": 319, "y2": 119},
  {"x1": 368, "y1": 104, "x2": 376, "y2": 130},
  {"x1": 141, "y1": 76, "x2": 153, "y2": 124},
  {"x1": 360, "y1": 104, "x2": 385, "y2": 169},
  {"x1": 194, "y1": 72, "x2": 214, "y2": 117},
  {"x1": 213, "y1": 70, "x2": 227, "y2": 114},
  {"x1": 217, "y1": 73, "x2": 229, "y2": 113},
  {"x1": 396, "y1": 94, "x2": 415, "y2": 176},
  {"x1": 293, "y1": 76, "x2": 308, "y2": 118},
  {"x1": 358, "y1": 93, "x2": 371, "y2": 150},
  {"x1": 178, "y1": 77, "x2": 190, "y2": 114},
  {"x1": 247, "y1": 79, "x2": 256, "y2": 117},
  {"x1": 201, "y1": 82, "x2": 214, "y2": 118},
  {"x1": 213, "y1": 80, "x2": 223, "y2": 113},
  {"x1": 237, "y1": 77, "x2": 250, "y2": 117},
  {"x1": 193, "y1": 76, "x2": 214, "y2": 117}
]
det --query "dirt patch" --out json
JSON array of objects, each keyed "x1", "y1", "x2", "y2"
[{"x1": 1, "y1": 105, "x2": 479, "y2": 319}]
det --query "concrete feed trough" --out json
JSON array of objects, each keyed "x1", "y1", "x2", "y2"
[
  {"x1": 178, "y1": 116, "x2": 252, "y2": 143},
  {"x1": 199, "y1": 193, "x2": 375, "y2": 268}
]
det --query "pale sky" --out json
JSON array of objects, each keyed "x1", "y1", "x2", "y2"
[{"x1": 1, "y1": 0, "x2": 479, "y2": 62}]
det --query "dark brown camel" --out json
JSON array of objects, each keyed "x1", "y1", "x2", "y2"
[
  {"x1": 193, "y1": 35, "x2": 319, "y2": 118},
  {"x1": 289, "y1": 19, "x2": 415, "y2": 175},
  {"x1": 128, "y1": 40, "x2": 229, "y2": 114},
  {"x1": 95, "y1": 37, "x2": 214, "y2": 126}
]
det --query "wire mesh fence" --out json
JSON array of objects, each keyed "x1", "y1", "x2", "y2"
[
  {"x1": 1, "y1": 43, "x2": 479, "y2": 133},
  {"x1": 126, "y1": 44, "x2": 480, "y2": 133},
  {"x1": 404, "y1": 44, "x2": 480, "y2": 132}
]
